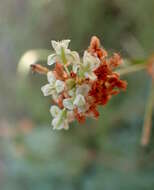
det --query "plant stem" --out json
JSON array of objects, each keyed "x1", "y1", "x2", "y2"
[
  {"x1": 117, "y1": 63, "x2": 146, "y2": 76},
  {"x1": 141, "y1": 80, "x2": 154, "y2": 146}
]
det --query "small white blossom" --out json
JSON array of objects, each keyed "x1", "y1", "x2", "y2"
[
  {"x1": 74, "y1": 94, "x2": 85, "y2": 106},
  {"x1": 50, "y1": 105, "x2": 60, "y2": 117},
  {"x1": 63, "y1": 84, "x2": 90, "y2": 113},
  {"x1": 52, "y1": 40, "x2": 71, "y2": 54},
  {"x1": 48, "y1": 40, "x2": 80, "y2": 66},
  {"x1": 63, "y1": 98, "x2": 74, "y2": 110},
  {"x1": 41, "y1": 71, "x2": 65, "y2": 97},
  {"x1": 76, "y1": 84, "x2": 90, "y2": 96},
  {"x1": 80, "y1": 51, "x2": 100, "y2": 80},
  {"x1": 50, "y1": 106, "x2": 70, "y2": 130}
]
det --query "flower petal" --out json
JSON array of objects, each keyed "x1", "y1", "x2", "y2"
[
  {"x1": 47, "y1": 71, "x2": 56, "y2": 83},
  {"x1": 76, "y1": 84, "x2": 90, "y2": 96},
  {"x1": 51, "y1": 40, "x2": 71, "y2": 54},
  {"x1": 68, "y1": 88, "x2": 76, "y2": 97},
  {"x1": 63, "y1": 98, "x2": 74, "y2": 110},
  {"x1": 50, "y1": 105, "x2": 60, "y2": 117},
  {"x1": 83, "y1": 51, "x2": 100, "y2": 69},
  {"x1": 41, "y1": 84, "x2": 54, "y2": 96},
  {"x1": 61, "y1": 39, "x2": 71, "y2": 49},
  {"x1": 51, "y1": 40, "x2": 59, "y2": 52},
  {"x1": 84, "y1": 71, "x2": 97, "y2": 80},
  {"x1": 74, "y1": 94, "x2": 85, "y2": 107},
  {"x1": 55, "y1": 80, "x2": 65, "y2": 93},
  {"x1": 52, "y1": 116, "x2": 69, "y2": 130},
  {"x1": 48, "y1": 54, "x2": 57, "y2": 65}
]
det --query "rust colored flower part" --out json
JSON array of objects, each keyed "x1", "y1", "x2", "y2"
[
  {"x1": 31, "y1": 64, "x2": 49, "y2": 74},
  {"x1": 74, "y1": 108, "x2": 86, "y2": 123},
  {"x1": 88, "y1": 36, "x2": 108, "y2": 59},
  {"x1": 53, "y1": 63, "x2": 68, "y2": 81},
  {"x1": 88, "y1": 36, "x2": 127, "y2": 107}
]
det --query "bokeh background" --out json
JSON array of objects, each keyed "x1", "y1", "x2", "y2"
[{"x1": 0, "y1": 0, "x2": 154, "y2": 189}]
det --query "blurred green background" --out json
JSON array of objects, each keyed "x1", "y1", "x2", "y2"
[{"x1": 0, "y1": 0, "x2": 154, "y2": 189}]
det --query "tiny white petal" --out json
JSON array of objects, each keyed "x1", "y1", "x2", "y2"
[
  {"x1": 71, "y1": 51, "x2": 80, "y2": 63},
  {"x1": 76, "y1": 84, "x2": 90, "y2": 96},
  {"x1": 63, "y1": 98, "x2": 74, "y2": 110},
  {"x1": 55, "y1": 80, "x2": 65, "y2": 93},
  {"x1": 47, "y1": 71, "x2": 56, "y2": 83},
  {"x1": 84, "y1": 72, "x2": 97, "y2": 80},
  {"x1": 51, "y1": 40, "x2": 59, "y2": 52},
  {"x1": 62, "y1": 120, "x2": 69, "y2": 130},
  {"x1": 51, "y1": 39, "x2": 71, "y2": 54},
  {"x1": 73, "y1": 64, "x2": 79, "y2": 73},
  {"x1": 52, "y1": 117, "x2": 62, "y2": 130},
  {"x1": 52, "y1": 92, "x2": 59, "y2": 102},
  {"x1": 78, "y1": 106, "x2": 87, "y2": 113},
  {"x1": 41, "y1": 84, "x2": 54, "y2": 96},
  {"x1": 68, "y1": 88, "x2": 76, "y2": 97},
  {"x1": 67, "y1": 111, "x2": 75, "y2": 122},
  {"x1": 50, "y1": 105, "x2": 60, "y2": 117},
  {"x1": 61, "y1": 39, "x2": 71, "y2": 49},
  {"x1": 74, "y1": 94, "x2": 85, "y2": 107},
  {"x1": 83, "y1": 51, "x2": 100, "y2": 69},
  {"x1": 48, "y1": 54, "x2": 57, "y2": 65},
  {"x1": 52, "y1": 116, "x2": 69, "y2": 130}
]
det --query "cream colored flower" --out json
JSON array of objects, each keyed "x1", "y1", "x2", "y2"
[
  {"x1": 79, "y1": 51, "x2": 100, "y2": 80},
  {"x1": 48, "y1": 40, "x2": 80, "y2": 66},
  {"x1": 50, "y1": 106, "x2": 70, "y2": 130},
  {"x1": 41, "y1": 71, "x2": 65, "y2": 97},
  {"x1": 63, "y1": 84, "x2": 90, "y2": 113}
]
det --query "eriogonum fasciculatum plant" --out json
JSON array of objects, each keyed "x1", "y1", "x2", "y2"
[{"x1": 31, "y1": 36, "x2": 127, "y2": 130}]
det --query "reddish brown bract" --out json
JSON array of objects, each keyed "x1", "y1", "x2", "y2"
[{"x1": 88, "y1": 36, "x2": 127, "y2": 112}]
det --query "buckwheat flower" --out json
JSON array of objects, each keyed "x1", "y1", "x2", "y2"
[
  {"x1": 31, "y1": 35, "x2": 127, "y2": 130},
  {"x1": 63, "y1": 94, "x2": 87, "y2": 113},
  {"x1": 63, "y1": 84, "x2": 90, "y2": 113},
  {"x1": 50, "y1": 106, "x2": 69, "y2": 130},
  {"x1": 76, "y1": 84, "x2": 90, "y2": 96},
  {"x1": 41, "y1": 71, "x2": 65, "y2": 97},
  {"x1": 48, "y1": 39, "x2": 80, "y2": 66},
  {"x1": 79, "y1": 51, "x2": 100, "y2": 80}
]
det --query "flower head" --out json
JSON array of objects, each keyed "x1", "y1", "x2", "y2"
[{"x1": 33, "y1": 36, "x2": 127, "y2": 130}]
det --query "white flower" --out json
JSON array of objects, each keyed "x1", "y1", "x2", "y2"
[
  {"x1": 63, "y1": 98, "x2": 74, "y2": 110},
  {"x1": 52, "y1": 40, "x2": 71, "y2": 54},
  {"x1": 48, "y1": 40, "x2": 80, "y2": 66},
  {"x1": 41, "y1": 71, "x2": 65, "y2": 97},
  {"x1": 50, "y1": 106, "x2": 70, "y2": 130},
  {"x1": 76, "y1": 84, "x2": 90, "y2": 96},
  {"x1": 79, "y1": 51, "x2": 100, "y2": 80},
  {"x1": 63, "y1": 84, "x2": 90, "y2": 113},
  {"x1": 71, "y1": 51, "x2": 81, "y2": 73},
  {"x1": 50, "y1": 105, "x2": 60, "y2": 117},
  {"x1": 74, "y1": 94, "x2": 86, "y2": 107}
]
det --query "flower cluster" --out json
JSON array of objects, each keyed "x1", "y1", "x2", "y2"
[{"x1": 31, "y1": 36, "x2": 127, "y2": 130}]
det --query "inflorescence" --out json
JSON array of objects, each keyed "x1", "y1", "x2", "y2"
[{"x1": 31, "y1": 36, "x2": 127, "y2": 130}]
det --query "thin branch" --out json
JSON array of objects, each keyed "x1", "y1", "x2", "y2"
[
  {"x1": 141, "y1": 80, "x2": 154, "y2": 146},
  {"x1": 117, "y1": 64, "x2": 146, "y2": 76}
]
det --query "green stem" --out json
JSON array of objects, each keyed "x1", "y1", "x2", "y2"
[
  {"x1": 141, "y1": 80, "x2": 154, "y2": 146},
  {"x1": 116, "y1": 63, "x2": 146, "y2": 76}
]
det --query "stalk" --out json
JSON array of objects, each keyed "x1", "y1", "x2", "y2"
[
  {"x1": 117, "y1": 63, "x2": 146, "y2": 76},
  {"x1": 141, "y1": 80, "x2": 154, "y2": 146}
]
